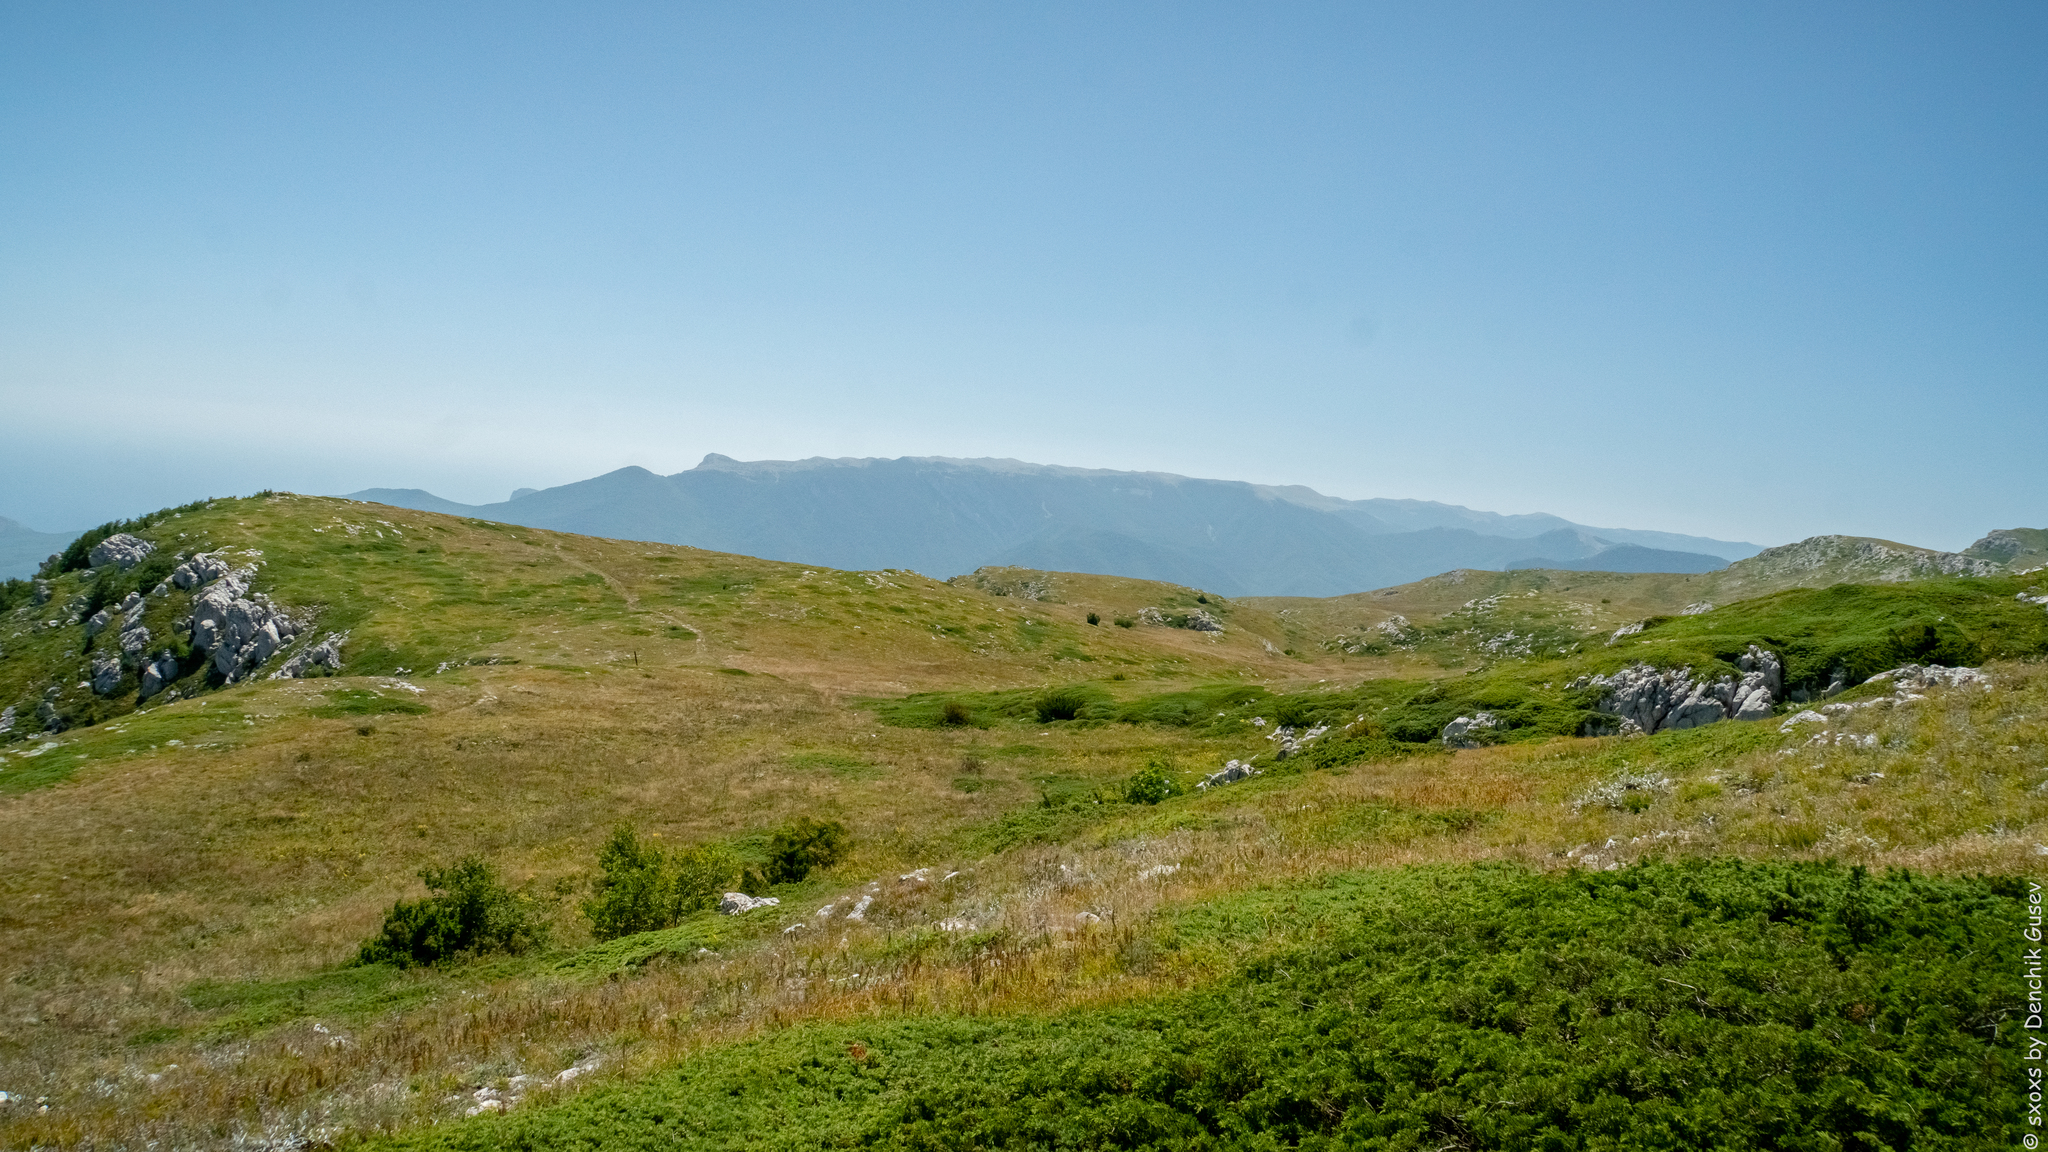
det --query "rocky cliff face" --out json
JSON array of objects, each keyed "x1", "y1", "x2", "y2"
[{"x1": 1572, "y1": 645, "x2": 1784, "y2": 736}]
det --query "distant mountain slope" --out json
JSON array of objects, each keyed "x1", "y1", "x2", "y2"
[
  {"x1": 344, "y1": 456, "x2": 1755, "y2": 597},
  {"x1": 1967, "y1": 527, "x2": 2048, "y2": 571},
  {"x1": 0, "y1": 515, "x2": 77, "y2": 580},
  {"x1": 1507, "y1": 543, "x2": 1727, "y2": 574}
]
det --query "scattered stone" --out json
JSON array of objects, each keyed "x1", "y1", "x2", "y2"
[
  {"x1": 30, "y1": 581, "x2": 50, "y2": 606},
  {"x1": 1779, "y1": 710, "x2": 1828, "y2": 732},
  {"x1": 88, "y1": 533, "x2": 155, "y2": 570},
  {"x1": 1268, "y1": 722, "x2": 1329, "y2": 758},
  {"x1": 1606, "y1": 622, "x2": 1645, "y2": 645},
  {"x1": 1866, "y1": 664, "x2": 1991, "y2": 692},
  {"x1": 1197, "y1": 759, "x2": 1260, "y2": 789},
  {"x1": 938, "y1": 917, "x2": 975, "y2": 932},
  {"x1": 1183, "y1": 608, "x2": 1224, "y2": 632},
  {"x1": 90, "y1": 655, "x2": 123, "y2": 696},
  {"x1": 716, "y1": 892, "x2": 781, "y2": 915},
  {"x1": 1681, "y1": 602, "x2": 1714, "y2": 615},
  {"x1": 271, "y1": 632, "x2": 348, "y2": 679},
  {"x1": 1575, "y1": 771, "x2": 1671, "y2": 812},
  {"x1": 85, "y1": 609, "x2": 112, "y2": 637},
  {"x1": 845, "y1": 894, "x2": 874, "y2": 921},
  {"x1": 1074, "y1": 911, "x2": 1102, "y2": 925},
  {"x1": 0, "y1": 706, "x2": 13, "y2": 736},
  {"x1": 1137, "y1": 863, "x2": 1179, "y2": 880}
]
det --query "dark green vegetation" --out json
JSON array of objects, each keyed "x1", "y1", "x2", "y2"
[
  {"x1": 38, "y1": 499, "x2": 214, "y2": 578},
  {"x1": 356, "y1": 856, "x2": 549, "y2": 968},
  {"x1": 764, "y1": 815, "x2": 850, "y2": 884},
  {"x1": 379, "y1": 861, "x2": 2020, "y2": 1151},
  {"x1": 583, "y1": 827, "x2": 742, "y2": 941}
]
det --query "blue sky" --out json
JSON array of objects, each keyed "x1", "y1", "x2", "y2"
[{"x1": 3, "y1": 2, "x2": 2042, "y2": 549}]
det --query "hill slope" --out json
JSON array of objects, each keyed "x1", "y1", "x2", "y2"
[
  {"x1": 344, "y1": 455, "x2": 1752, "y2": 596},
  {"x1": 1, "y1": 494, "x2": 2039, "y2": 1149},
  {"x1": 0, "y1": 515, "x2": 76, "y2": 580}
]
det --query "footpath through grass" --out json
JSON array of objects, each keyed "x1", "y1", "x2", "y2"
[{"x1": 375, "y1": 859, "x2": 2020, "y2": 1151}]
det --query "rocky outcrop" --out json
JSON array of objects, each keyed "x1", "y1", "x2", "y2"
[
  {"x1": 718, "y1": 892, "x2": 780, "y2": 915},
  {"x1": 88, "y1": 533, "x2": 155, "y2": 570},
  {"x1": 138, "y1": 652, "x2": 182, "y2": 699},
  {"x1": 271, "y1": 632, "x2": 348, "y2": 679},
  {"x1": 85, "y1": 608, "x2": 113, "y2": 637},
  {"x1": 171, "y1": 553, "x2": 234, "y2": 589},
  {"x1": 0, "y1": 706, "x2": 14, "y2": 736},
  {"x1": 1182, "y1": 608, "x2": 1224, "y2": 632},
  {"x1": 187, "y1": 564, "x2": 306, "y2": 682},
  {"x1": 90, "y1": 654, "x2": 123, "y2": 696},
  {"x1": 1576, "y1": 644, "x2": 1783, "y2": 735},
  {"x1": 1442, "y1": 712, "x2": 1497, "y2": 748},
  {"x1": 1197, "y1": 759, "x2": 1260, "y2": 789}
]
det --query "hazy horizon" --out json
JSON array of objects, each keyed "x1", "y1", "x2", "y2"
[{"x1": 5, "y1": 3, "x2": 2044, "y2": 550}]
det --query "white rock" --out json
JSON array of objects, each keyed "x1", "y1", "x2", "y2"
[
  {"x1": 88, "y1": 534, "x2": 155, "y2": 570},
  {"x1": 1197, "y1": 759, "x2": 1261, "y2": 789},
  {"x1": 716, "y1": 892, "x2": 780, "y2": 915},
  {"x1": 1441, "y1": 712, "x2": 1498, "y2": 748},
  {"x1": 1779, "y1": 710, "x2": 1828, "y2": 732}
]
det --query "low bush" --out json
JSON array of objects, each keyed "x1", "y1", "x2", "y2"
[
  {"x1": 584, "y1": 826, "x2": 741, "y2": 941},
  {"x1": 1034, "y1": 684, "x2": 1109, "y2": 723},
  {"x1": 355, "y1": 856, "x2": 546, "y2": 968},
  {"x1": 1123, "y1": 759, "x2": 1179, "y2": 805},
  {"x1": 379, "y1": 861, "x2": 2022, "y2": 1151},
  {"x1": 765, "y1": 816, "x2": 849, "y2": 884}
]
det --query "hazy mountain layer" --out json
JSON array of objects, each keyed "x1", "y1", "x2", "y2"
[
  {"x1": 345, "y1": 456, "x2": 1756, "y2": 596},
  {"x1": 0, "y1": 515, "x2": 77, "y2": 580}
]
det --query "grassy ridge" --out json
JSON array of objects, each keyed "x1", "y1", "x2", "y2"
[{"x1": 376, "y1": 861, "x2": 2020, "y2": 1151}]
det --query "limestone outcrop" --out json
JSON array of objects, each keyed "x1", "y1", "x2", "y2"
[
  {"x1": 1574, "y1": 644, "x2": 1783, "y2": 735},
  {"x1": 1197, "y1": 759, "x2": 1260, "y2": 789},
  {"x1": 88, "y1": 533, "x2": 155, "y2": 570},
  {"x1": 176, "y1": 552, "x2": 327, "y2": 683},
  {"x1": 1442, "y1": 712, "x2": 1497, "y2": 748}
]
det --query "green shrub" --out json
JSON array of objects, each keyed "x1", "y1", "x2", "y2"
[
  {"x1": 583, "y1": 826, "x2": 674, "y2": 940},
  {"x1": 583, "y1": 827, "x2": 741, "y2": 941},
  {"x1": 378, "y1": 861, "x2": 2021, "y2": 1151},
  {"x1": 765, "y1": 816, "x2": 849, "y2": 883},
  {"x1": 1113, "y1": 617, "x2": 1134, "y2": 628},
  {"x1": 669, "y1": 842, "x2": 741, "y2": 915},
  {"x1": 940, "y1": 701, "x2": 973, "y2": 726},
  {"x1": 1123, "y1": 759, "x2": 1178, "y2": 805},
  {"x1": 1085, "y1": 612, "x2": 1100, "y2": 625},
  {"x1": 1034, "y1": 685, "x2": 1106, "y2": 722},
  {"x1": 355, "y1": 856, "x2": 545, "y2": 968}
]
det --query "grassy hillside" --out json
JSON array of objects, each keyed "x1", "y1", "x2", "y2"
[{"x1": 0, "y1": 495, "x2": 2039, "y2": 1149}]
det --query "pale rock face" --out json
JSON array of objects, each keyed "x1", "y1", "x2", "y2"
[
  {"x1": 1183, "y1": 608, "x2": 1225, "y2": 632},
  {"x1": 1197, "y1": 759, "x2": 1261, "y2": 789},
  {"x1": 1866, "y1": 664, "x2": 1990, "y2": 692},
  {"x1": 88, "y1": 533, "x2": 155, "y2": 570},
  {"x1": 717, "y1": 892, "x2": 781, "y2": 915},
  {"x1": 139, "y1": 652, "x2": 181, "y2": 699},
  {"x1": 31, "y1": 581, "x2": 51, "y2": 606},
  {"x1": 85, "y1": 609, "x2": 113, "y2": 637},
  {"x1": 90, "y1": 654, "x2": 123, "y2": 696},
  {"x1": 1441, "y1": 712, "x2": 1498, "y2": 748},
  {"x1": 0, "y1": 706, "x2": 14, "y2": 734},
  {"x1": 1581, "y1": 644, "x2": 1784, "y2": 736},
  {"x1": 271, "y1": 632, "x2": 348, "y2": 679}
]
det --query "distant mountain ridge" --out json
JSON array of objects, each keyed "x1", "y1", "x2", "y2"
[
  {"x1": 343, "y1": 455, "x2": 1762, "y2": 597},
  {"x1": 0, "y1": 516, "x2": 78, "y2": 581}
]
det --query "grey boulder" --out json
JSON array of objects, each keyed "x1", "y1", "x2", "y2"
[{"x1": 89, "y1": 533, "x2": 155, "y2": 570}]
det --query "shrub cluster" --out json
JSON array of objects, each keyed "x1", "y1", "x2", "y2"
[
  {"x1": 583, "y1": 826, "x2": 742, "y2": 941},
  {"x1": 355, "y1": 856, "x2": 546, "y2": 968},
  {"x1": 389, "y1": 861, "x2": 2022, "y2": 1150}
]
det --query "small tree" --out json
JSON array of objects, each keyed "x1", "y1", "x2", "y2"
[
  {"x1": 356, "y1": 855, "x2": 545, "y2": 968},
  {"x1": 669, "y1": 841, "x2": 741, "y2": 916},
  {"x1": 583, "y1": 826, "x2": 674, "y2": 941}
]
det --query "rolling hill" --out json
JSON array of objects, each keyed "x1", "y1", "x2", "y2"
[{"x1": 1, "y1": 493, "x2": 2040, "y2": 1149}]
